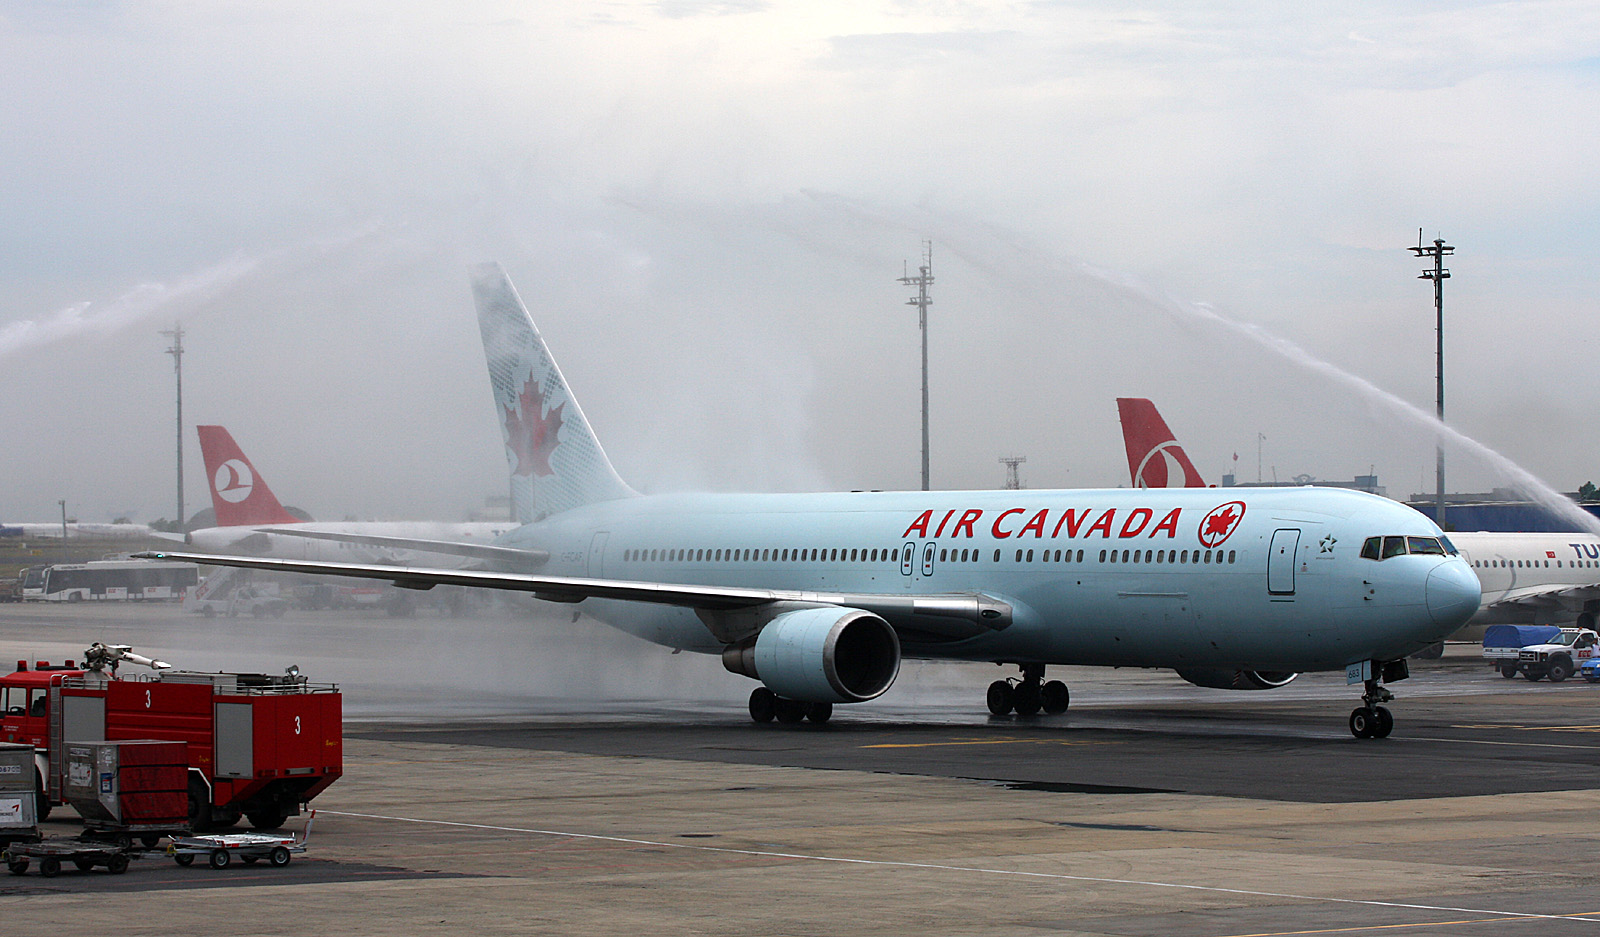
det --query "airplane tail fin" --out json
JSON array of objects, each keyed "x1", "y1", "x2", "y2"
[
  {"x1": 1116, "y1": 398, "x2": 1208, "y2": 489},
  {"x1": 195, "y1": 425, "x2": 305, "y2": 527},
  {"x1": 472, "y1": 262, "x2": 636, "y2": 523}
]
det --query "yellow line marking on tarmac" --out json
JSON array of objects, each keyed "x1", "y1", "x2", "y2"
[
  {"x1": 861, "y1": 737, "x2": 1117, "y2": 749},
  {"x1": 322, "y1": 809, "x2": 1600, "y2": 926},
  {"x1": 1216, "y1": 911, "x2": 1600, "y2": 936}
]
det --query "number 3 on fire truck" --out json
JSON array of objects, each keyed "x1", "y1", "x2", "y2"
[
  {"x1": 295, "y1": 716, "x2": 301, "y2": 735},
  {"x1": 145, "y1": 689, "x2": 151, "y2": 709}
]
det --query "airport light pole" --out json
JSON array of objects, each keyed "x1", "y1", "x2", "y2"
[
  {"x1": 1410, "y1": 232, "x2": 1453, "y2": 529},
  {"x1": 161, "y1": 323, "x2": 186, "y2": 532},
  {"x1": 899, "y1": 242, "x2": 934, "y2": 491}
]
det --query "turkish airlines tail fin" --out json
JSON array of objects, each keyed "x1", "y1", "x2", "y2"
[
  {"x1": 1116, "y1": 398, "x2": 1208, "y2": 489},
  {"x1": 471, "y1": 262, "x2": 636, "y2": 524},
  {"x1": 195, "y1": 425, "x2": 305, "y2": 527}
]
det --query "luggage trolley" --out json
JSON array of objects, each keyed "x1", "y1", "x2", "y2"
[{"x1": 169, "y1": 810, "x2": 314, "y2": 869}]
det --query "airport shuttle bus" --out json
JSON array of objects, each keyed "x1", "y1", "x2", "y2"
[{"x1": 22, "y1": 559, "x2": 200, "y2": 602}]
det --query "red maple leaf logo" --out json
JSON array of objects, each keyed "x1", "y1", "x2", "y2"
[
  {"x1": 504, "y1": 376, "x2": 564, "y2": 478},
  {"x1": 1198, "y1": 501, "x2": 1246, "y2": 548}
]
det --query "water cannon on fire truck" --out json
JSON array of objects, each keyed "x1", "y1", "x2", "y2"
[{"x1": 80, "y1": 643, "x2": 171, "y2": 680}]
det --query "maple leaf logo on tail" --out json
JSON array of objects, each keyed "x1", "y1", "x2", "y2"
[{"x1": 504, "y1": 375, "x2": 564, "y2": 478}]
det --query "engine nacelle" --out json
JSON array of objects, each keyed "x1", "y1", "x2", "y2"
[
  {"x1": 1174, "y1": 668, "x2": 1299, "y2": 691},
  {"x1": 721, "y1": 607, "x2": 901, "y2": 704}
]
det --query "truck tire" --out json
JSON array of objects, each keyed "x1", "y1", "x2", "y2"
[
  {"x1": 1549, "y1": 656, "x2": 1573, "y2": 683},
  {"x1": 35, "y1": 771, "x2": 50, "y2": 821},
  {"x1": 248, "y1": 808, "x2": 288, "y2": 830},
  {"x1": 8, "y1": 859, "x2": 27, "y2": 875},
  {"x1": 187, "y1": 775, "x2": 213, "y2": 832},
  {"x1": 39, "y1": 857, "x2": 59, "y2": 877},
  {"x1": 1499, "y1": 664, "x2": 1518, "y2": 679},
  {"x1": 174, "y1": 853, "x2": 194, "y2": 867},
  {"x1": 1524, "y1": 669, "x2": 1544, "y2": 682},
  {"x1": 107, "y1": 854, "x2": 129, "y2": 875},
  {"x1": 208, "y1": 849, "x2": 230, "y2": 870},
  {"x1": 269, "y1": 846, "x2": 291, "y2": 867}
]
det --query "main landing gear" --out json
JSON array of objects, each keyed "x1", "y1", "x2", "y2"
[
  {"x1": 987, "y1": 664, "x2": 1070, "y2": 717},
  {"x1": 748, "y1": 687, "x2": 832, "y2": 725},
  {"x1": 1349, "y1": 659, "x2": 1408, "y2": 739}
]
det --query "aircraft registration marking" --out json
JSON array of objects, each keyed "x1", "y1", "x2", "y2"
[{"x1": 861, "y1": 737, "x2": 1118, "y2": 749}]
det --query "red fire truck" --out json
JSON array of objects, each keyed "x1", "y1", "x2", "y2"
[{"x1": 0, "y1": 644, "x2": 341, "y2": 831}]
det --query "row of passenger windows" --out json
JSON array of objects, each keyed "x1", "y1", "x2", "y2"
[
  {"x1": 621, "y1": 546, "x2": 1239, "y2": 565},
  {"x1": 1471, "y1": 558, "x2": 1597, "y2": 569},
  {"x1": 625, "y1": 547, "x2": 899, "y2": 563}
]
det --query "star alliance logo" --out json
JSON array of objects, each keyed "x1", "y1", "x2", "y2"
[{"x1": 1320, "y1": 533, "x2": 1337, "y2": 554}]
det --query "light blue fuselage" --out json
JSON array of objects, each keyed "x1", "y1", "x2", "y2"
[{"x1": 498, "y1": 486, "x2": 1480, "y2": 674}]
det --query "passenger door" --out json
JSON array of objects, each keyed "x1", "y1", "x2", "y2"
[{"x1": 1268, "y1": 528, "x2": 1300, "y2": 596}]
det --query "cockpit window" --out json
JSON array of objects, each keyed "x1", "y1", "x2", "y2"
[
  {"x1": 1381, "y1": 536, "x2": 1408, "y2": 559},
  {"x1": 1407, "y1": 536, "x2": 1446, "y2": 556},
  {"x1": 1360, "y1": 537, "x2": 1381, "y2": 560},
  {"x1": 1438, "y1": 535, "x2": 1459, "y2": 555}
]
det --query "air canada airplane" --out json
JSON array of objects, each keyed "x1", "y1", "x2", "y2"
[
  {"x1": 1117, "y1": 397, "x2": 1600, "y2": 631},
  {"x1": 177, "y1": 424, "x2": 514, "y2": 566},
  {"x1": 140, "y1": 265, "x2": 1480, "y2": 739}
]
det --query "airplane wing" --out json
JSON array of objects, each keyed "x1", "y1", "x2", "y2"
[
  {"x1": 134, "y1": 550, "x2": 1012, "y2": 641},
  {"x1": 254, "y1": 528, "x2": 548, "y2": 568}
]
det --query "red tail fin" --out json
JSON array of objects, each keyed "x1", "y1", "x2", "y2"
[
  {"x1": 1116, "y1": 398, "x2": 1207, "y2": 488},
  {"x1": 195, "y1": 425, "x2": 303, "y2": 527}
]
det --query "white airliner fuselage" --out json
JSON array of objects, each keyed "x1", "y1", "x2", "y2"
[{"x1": 501, "y1": 487, "x2": 1479, "y2": 673}]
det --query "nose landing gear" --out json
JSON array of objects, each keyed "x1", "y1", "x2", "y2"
[
  {"x1": 987, "y1": 664, "x2": 1070, "y2": 716},
  {"x1": 1349, "y1": 659, "x2": 1407, "y2": 739}
]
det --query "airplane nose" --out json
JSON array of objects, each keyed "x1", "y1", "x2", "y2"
[{"x1": 1427, "y1": 561, "x2": 1481, "y2": 627}]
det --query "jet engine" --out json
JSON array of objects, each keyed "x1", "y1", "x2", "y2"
[
  {"x1": 1174, "y1": 668, "x2": 1298, "y2": 690},
  {"x1": 722, "y1": 606, "x2": 901, "y2": 704}
]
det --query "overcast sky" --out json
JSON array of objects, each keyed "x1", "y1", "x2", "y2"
[{"x1": 4, "y1": 1, "x2": 1598, "y2": 525}]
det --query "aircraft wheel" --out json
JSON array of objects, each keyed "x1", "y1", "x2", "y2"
[
  {"x1": 805, "y1": 702, "x2": 832, "y2": 724},
  {"x1": 748, "y1": 687, "x2": 776, "y2": 724},
  {"x1": 1349, "y1": 707, "x2": 1376, "y2": 739},
  {"x1": 1041, "y1": 681, "x2": 1070, "y2": 714},
  {"x1": 773, "y1": 697, "x2": 807, "y2": 724},
  {"x1": 1373, "y1": 706, "x2": 1394, "y2": 739},
  {"x1": 1012, "y1": 683, "x2": 1042, "y2": 717},
  {"x1": 986, "y1": 680, "x2": 1014, "y2": 716}
]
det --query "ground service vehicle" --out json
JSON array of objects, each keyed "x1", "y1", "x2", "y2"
[
  {"x1": 21, "y1": 559, "x2": 199, "y2": 602},
  {"x1": 1483, "y1": 625, "x2": 1599, "y2": 681},
  {"x1": 0, "y1": 644, "x2": 341, "y2": 830}
]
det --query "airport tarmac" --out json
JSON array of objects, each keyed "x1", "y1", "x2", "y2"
[{"x1": 5, "y1": 601, "x2": 1600, "y2": 935}]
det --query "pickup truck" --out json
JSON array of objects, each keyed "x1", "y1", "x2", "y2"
[{"x1": 1483, "y1": 625, "x2": 1600, "y2": 682}]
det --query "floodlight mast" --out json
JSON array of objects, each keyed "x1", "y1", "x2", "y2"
[
  {"x1": 899, "y1": 242, "x2": 934, "y2": 491},
  {"x1": 161, "y1": 323, "x2": 186, "y2": 533},
  {"x1": 1409, "y1": 231, "x2": 1453, "y2": 529}
]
